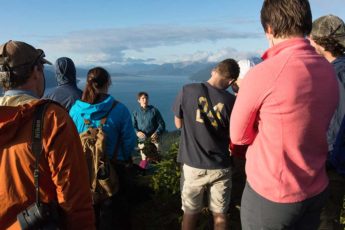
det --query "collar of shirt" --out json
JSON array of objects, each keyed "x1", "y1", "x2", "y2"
[
  {"x1": 140, "y1": 105, "x2": 151, "y2": 111},
  {"x1": 261, "y1": 38, "x2": 307, "y2": 60},
  {"x1": 4, "y1": 89, "x2": 38, "y2": 98}
]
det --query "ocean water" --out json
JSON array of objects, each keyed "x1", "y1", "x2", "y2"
[{"x1": 78, "y1": 75, "x2": 192, "y2": 131}]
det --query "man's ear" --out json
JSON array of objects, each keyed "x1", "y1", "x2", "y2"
[{"x1": 266, "y1": 25, "x2": 273, "y2": 34}]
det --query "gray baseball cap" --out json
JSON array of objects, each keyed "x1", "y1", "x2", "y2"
[{"x1": 310, "y1": 15, "x2": 345, "y2": 47}]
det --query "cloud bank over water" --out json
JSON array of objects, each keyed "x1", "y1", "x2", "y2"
[{"x1": 40, "y1": 25, "x2": 262, "y2": 65}]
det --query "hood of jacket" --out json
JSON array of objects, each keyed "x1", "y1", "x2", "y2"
[
  {"x1": 71, "y1": 95, "x2": 116, "y2": 120},
  {"x1": 0, "y1": 100, "x2": 43, "y2": 146},
  {"x1": 55, "y1": 57, "x2": 77, "y2": 86}
]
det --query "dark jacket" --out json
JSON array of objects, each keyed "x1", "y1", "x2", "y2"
[
  {"x1": 328, "y1": 55, "x2": 345, "y2": 174},
  {"x1": 328, "y1": 56, "x2": 345, "y2": 151},
  {"x1": 132, "y1": 105, "x2": 165, "y2": 137},
  {"x1": 44, "y1": 57, "x2": 82, "y2": 111}
]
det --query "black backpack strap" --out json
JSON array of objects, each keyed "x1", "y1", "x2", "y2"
[{"x1": 31, "y1": 101, "x2": 50, "y2": 206}]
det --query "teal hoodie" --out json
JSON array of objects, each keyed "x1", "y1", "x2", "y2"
[{"x1": 70, "y1": 95, "x2": 136, "y2": 160}]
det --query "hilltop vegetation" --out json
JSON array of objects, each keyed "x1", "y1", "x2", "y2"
[{"x1": 131, "y1": 131, "x2": 345, "y2": 230}]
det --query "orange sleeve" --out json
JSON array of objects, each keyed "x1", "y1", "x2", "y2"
[{"x1": 43, "y1": 104, "x2": 95, "y2": 230}]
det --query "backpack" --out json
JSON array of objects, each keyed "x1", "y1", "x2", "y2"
[{"x1": 80, "y1": 101, "x2": 119, "y2": 204}]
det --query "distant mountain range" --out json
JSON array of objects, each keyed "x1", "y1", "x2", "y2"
[
  {"x1": 1, "y1": 58, "x2": 258, "y2": 95},
  {"x1": 109, "y1": 62, "x2": 213, "y2": 76},
  {"x1": 2, "y1": 61, "x2": 214, "y2": 94},
  {"x1": 44, "y1": 57, "x2": 261, "y2": 88}
]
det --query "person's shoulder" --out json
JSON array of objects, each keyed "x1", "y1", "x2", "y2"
[
  {"x1": 114, "y1": 100, "x2": 126, "y2": 109},
  {"x1": 148, "y1": 105, "x2": 157, "y2": 110},
  {"x1": 183, "y1": 82, "x2": 201, "y2": 90},
  {"x1": 212, "y1": 88, "x2": 235, "y2": 102},
  {"x1": 149, "y1": 105, "x2": 161, "y2": 114},
  {"x1": 69, "y1": 99, "x2": 83, "y2": 112},
  {"x1": 111, "y1": 100, "x2": 131, "y2": 115},
  {"x1": 333, "y1": 56, "x2": 345, "y2": 74},
  {"x1": 179, "y1": 83, "x2": 202, "y2": 94},
  {"x1": 35, "y1": 100, "x2": 73, "y2": 128},
  {"x1": 42, "y1": 100, "x2": 68, "y2": 115},
  {"x1": 43, "y1": 87, "x2": 59, "y2": 98},
  {"x1": 65, "y1": 85, "x2": 83, "y2": 95},
  {"x1": 223, "y1": 90, "x2": 235, "y2": 98}
]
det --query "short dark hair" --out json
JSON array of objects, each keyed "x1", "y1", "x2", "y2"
[
  {"x1": 137, "y1": 91, "x2": 148, "y2": 99},
  {"x1": 82, "y1": 67, "x2": 111, "y2": 104},
  {"x1": 260, "y1": 0, "x2": 312, "y2": 38},
  {"x1": 313, "y1": 36, "x2": 345, "y2": 57},
  {"x1": 214, "y1": 59, "x2": 240, "y2": 80}
]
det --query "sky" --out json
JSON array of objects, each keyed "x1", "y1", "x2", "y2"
[{"x1": 1, "y1": 0, "x2": 345, "y2": 67}]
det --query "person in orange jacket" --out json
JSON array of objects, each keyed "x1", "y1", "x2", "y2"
[{"x1": 0, "y1": 40, "x2": 95, "y2": 229}]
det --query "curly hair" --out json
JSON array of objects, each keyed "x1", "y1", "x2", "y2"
[{"x1": 313, "y1": 36, "x2": 345, "y2": 57}]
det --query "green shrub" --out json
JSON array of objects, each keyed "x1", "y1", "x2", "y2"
[
  {"x1": 131, "y1": 137, "x2": 183, "y2": 229},
  {"x1": 151, "y1": 142, "x2": 181, "y2": 196}
]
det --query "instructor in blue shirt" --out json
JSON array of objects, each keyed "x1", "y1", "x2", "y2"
[{"x1": 132, "y1": 92, "x2": 165, "y2": 160}]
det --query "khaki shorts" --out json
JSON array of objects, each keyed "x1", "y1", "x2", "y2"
[{"x1": 180, "y1": 164, "x2": 232, "y2": 214}]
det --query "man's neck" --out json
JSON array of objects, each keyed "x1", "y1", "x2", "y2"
[
  {"x1": 4, "y1": 89, "x2": 38, "y2": 98},
  {"x1": 207, "y1": 79, "x2": 225, "y2": 90},
  {"x1": 323, "y1": 52, "x2": 337, "y2": 63},
  {"x1": 270, "y1": 35, "x2": 304, "y2": 47}
]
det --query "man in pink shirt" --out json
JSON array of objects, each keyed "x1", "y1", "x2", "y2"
[{"x1": 230, "y1": 0, "x2": 339, "y2": 229}]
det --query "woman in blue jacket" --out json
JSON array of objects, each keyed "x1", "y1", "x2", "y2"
[
  {"x1": 69, "y1": 67, "x2": 136, "y2": 229},
  {"x1": 70, "y1": 67, "x2": 136, "y2": 161}
]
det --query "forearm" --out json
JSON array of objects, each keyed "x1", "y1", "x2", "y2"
[{"x1": 174, "y1": 116, "x2": 183, "y2": 129}]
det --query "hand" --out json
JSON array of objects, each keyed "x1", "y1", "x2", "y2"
[
  {"x1": 137, "y1": 131, "x2": 146, "y2": 139},
  {"x1": 151, "y1": 132, "x2": 158, "y2": 140}
]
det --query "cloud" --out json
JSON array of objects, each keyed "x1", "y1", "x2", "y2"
[
  {"x1": 124, "y1": 57, "x2": 156, "y2": 63},
  {"x1": 39, "y1": 25, "x2": 261, "y2": 64},
  {"x1": 176, "y1": 47, "x2": 261, "y2": 63}
]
